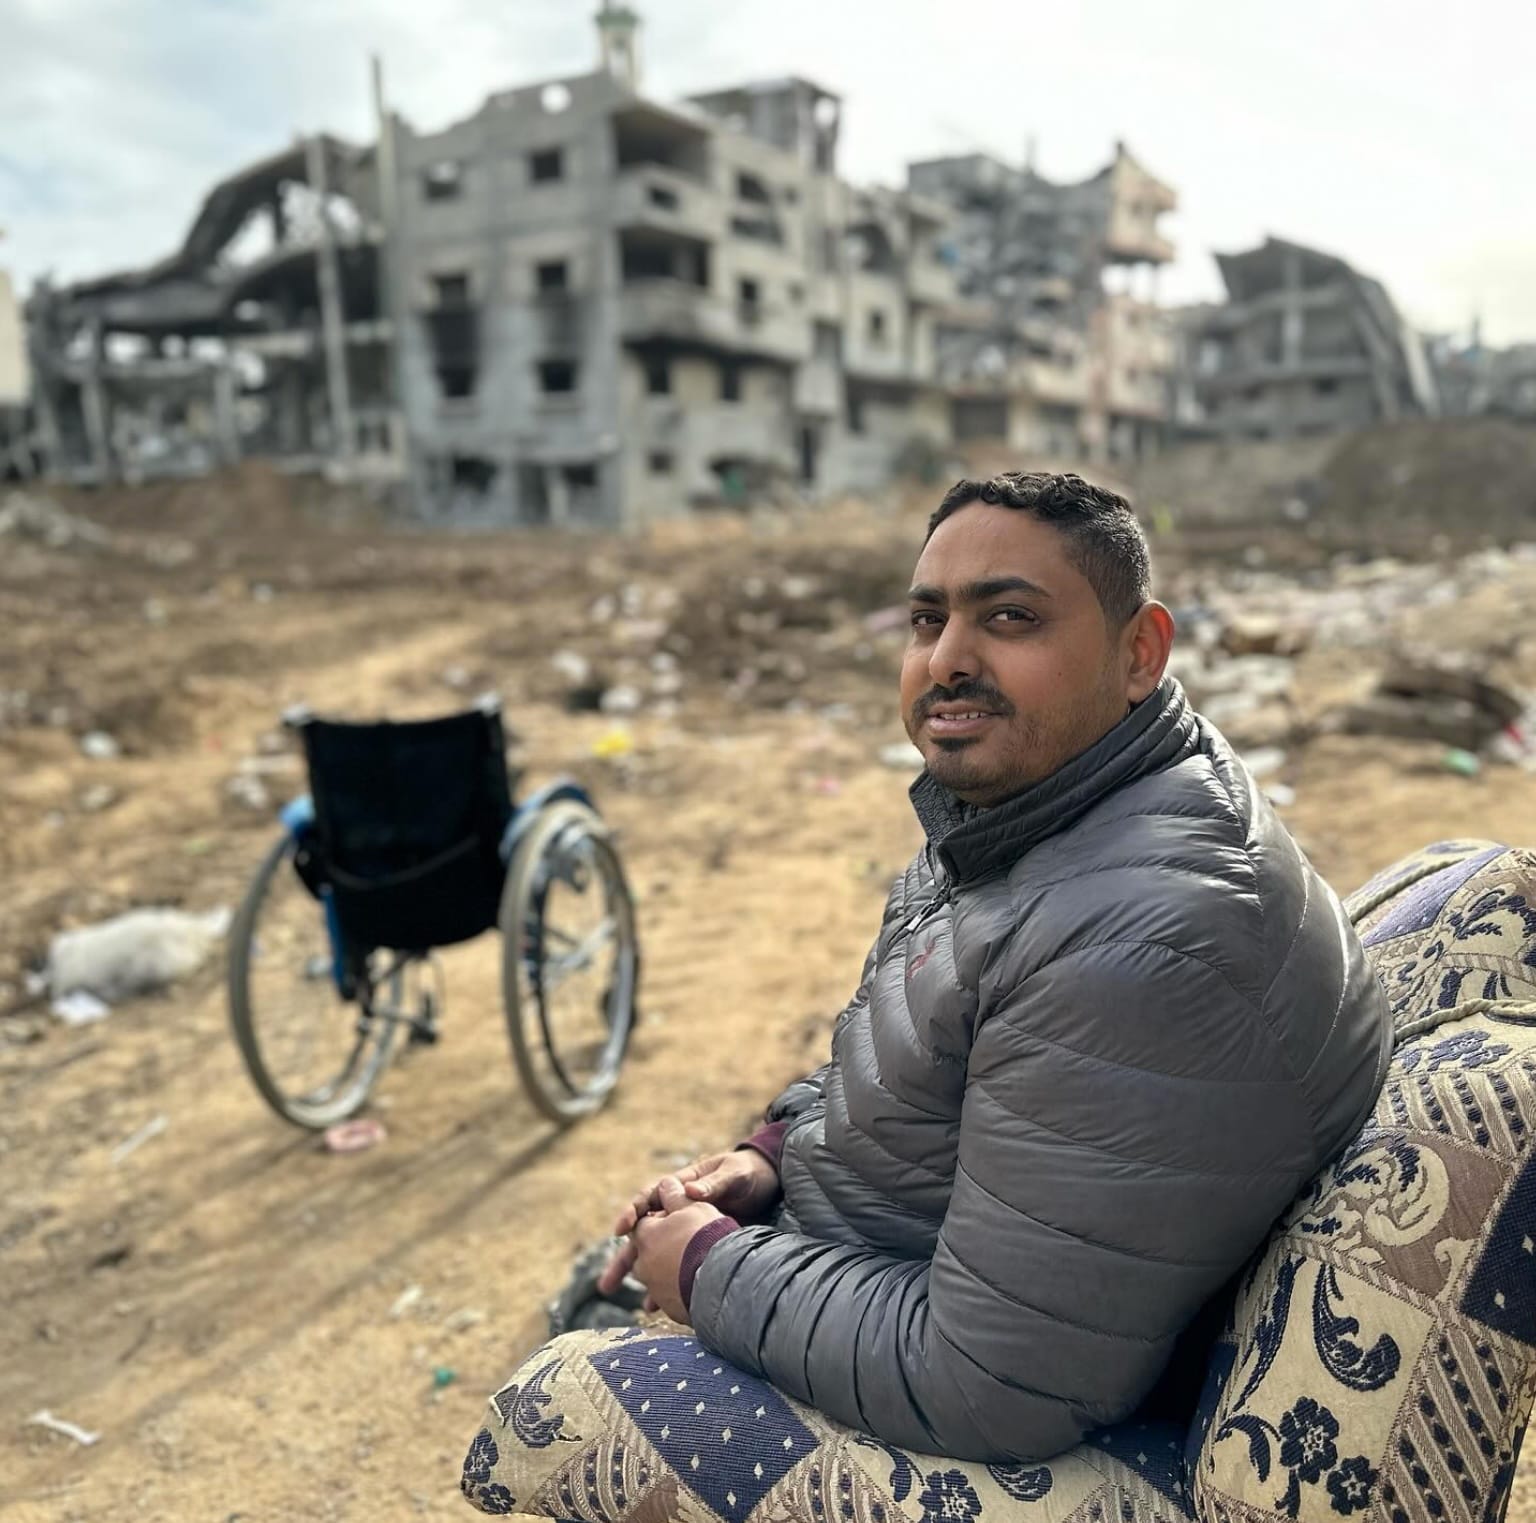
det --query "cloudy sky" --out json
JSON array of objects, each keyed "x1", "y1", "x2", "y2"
[{"x1": 2, "y1": 0, "x2": 1531, "y2": 342}]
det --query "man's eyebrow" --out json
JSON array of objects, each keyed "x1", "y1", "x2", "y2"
[{"x1": 907, "y1": 576, "x2": 1053, "y2": 604}]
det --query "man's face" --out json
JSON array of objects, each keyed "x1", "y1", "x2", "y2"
[{"x1": 900, "y1": 504, "x2": 1157, "y2": 806}]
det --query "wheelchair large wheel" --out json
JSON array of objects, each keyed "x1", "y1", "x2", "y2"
[
  {"x1": 228, "y1": 831, "x2": 404, "y2": 1130},
  {"x1": 499, "y1": 799, "x2": 638, "y2": 1125}
]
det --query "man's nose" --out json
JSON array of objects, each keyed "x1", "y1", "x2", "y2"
[{"x1": 928, "y1": 618, "x2": 979, "y2": 688}]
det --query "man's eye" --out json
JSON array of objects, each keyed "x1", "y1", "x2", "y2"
[
  {"x1": 910, "y1": 611, "x2": 943, "y2": 628},
  {"x1": 991, "y1": 607, "x2": 1038, "y2": 625}
]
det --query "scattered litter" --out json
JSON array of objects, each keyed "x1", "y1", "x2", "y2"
[
  {"x1": 389, "y1": 1284, "x2": 424, "y2": 1320},
  {"x1": 323, "y1": 1118, "x2": 388, "y2": 1154},
  {"x1": 1442, "y1": 748, "x2": 1483, "y2": 779},
  {"x1": 111, "y1": 1114, "x2": 168, "y2": 1165},
  {"x1": 445, "y1": 1307, "x2": 486, "y2": 1333},
  {"x1": 1264, "y1": 783, "x2": 1298, "y2": 808},
  {"x1": 431, "y1": 1366, "x2": 457, "y2": 1390},
  {"x1": 79, "y1": 731, "x2": 121, "y2": 761},
  {"x1": 599, "y1": 684, "x2": 643, "y2": 717},
  {"x1": 810, "y1": 777, "x2": 843, "y2": 797},
  {"x1": 142, "y1": 598, "x2": 168, "y2": 625},
  {"x1": 27, "y1": 1410, "x2": 100, "y2": 1447},
  {"x1": 79, "y1": 783, "x2": 119, "y2": 813},
  {"x1": 441, "y1": 665, "x2": 470, "y2": 691},
  {"x1": 879, "y1": 742, "x2": 926, "y2": 772},
  {"x1": 591, "y1": 728, "x2": 634, "y2": 760},
  {"x1": 47, "y1": 907, "x2": 231, "y2": 1002},
  {"x1": 251, "y1": 583, "x2": 275, "y2": 604},
  {"x1": 50, "y1": 991, "x2": 111, "y2": 1027},
  {"x1": 550, "y1": 649, "x2": 592, "y2": 686}
]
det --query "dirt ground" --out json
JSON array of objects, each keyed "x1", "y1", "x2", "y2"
[{"x1": 4, "y1": 466, "x2": 1536, "y2": 1521}]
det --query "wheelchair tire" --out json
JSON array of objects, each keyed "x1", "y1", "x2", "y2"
[
  {"x1": 228, "y1": 830, "x2": 401, "y2": 1130},
  {"x1": 499, "y1": 799, "x2": 638, "y2": 1125}
]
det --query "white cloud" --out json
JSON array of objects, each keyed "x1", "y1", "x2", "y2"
[{"x1": 2, "y1": 0, "x2": 1532, "y2": 342}]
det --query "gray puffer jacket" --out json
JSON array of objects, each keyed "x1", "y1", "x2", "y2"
[{"x1": 690, "y1": 678, "x2": 1390, "y2": 1462}]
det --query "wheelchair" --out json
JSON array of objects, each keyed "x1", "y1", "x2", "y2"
[{"x1": 226, "y1": 696, "x2": 639, "y2": 1130}]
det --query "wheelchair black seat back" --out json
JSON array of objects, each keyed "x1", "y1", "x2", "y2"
[
  {"x1": 227, "y1": 698, "x2": 639, "y2": 1132},
  {"x1": 299, "y1": 704, "x2": 514, "y2": 956}
]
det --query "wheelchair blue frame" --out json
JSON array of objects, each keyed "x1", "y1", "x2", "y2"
[{"x1": 278, "y1": 778, "x2": 599, "y2": 998}]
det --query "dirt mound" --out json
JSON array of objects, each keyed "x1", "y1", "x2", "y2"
[{"x1": 1318, "y1": 419, "x2": 1536, "y2": 529}]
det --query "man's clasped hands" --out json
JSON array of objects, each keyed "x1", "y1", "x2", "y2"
[{"x1": 595, "y1": 1145, "x2": 781, "y2": 1323}]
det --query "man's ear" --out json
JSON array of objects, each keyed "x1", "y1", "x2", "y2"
[{"x1": 1124, "y1": 602, "x2": 1174, "y2": 704}]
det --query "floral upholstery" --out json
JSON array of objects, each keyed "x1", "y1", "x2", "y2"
[
  {"x1": 1192, "y1": 841, "x2": 1536, "y2": 1521},
  {"x1": 466, "y1": 841, "x2": 1536, "y2": 1523}
]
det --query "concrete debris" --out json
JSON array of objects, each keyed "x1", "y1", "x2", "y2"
[
  {"x1": 1264, "y1": 782, "x2": 1298, "y2": 808},
  {"x1": 0, "y1": 493, "x2": 112, "y2": 550},
  {"x1": 599, "y1": 684, "x2": 643, "y2": 717},
  {"x1": 79, "y1": 731, "x2": 121, "y2": 761},
  {"x1": 79, "y1": 784, "x2": 119, "y2": 813},
  {"x1": 225, "y1": 773, "x2": 271, "y2": 813},
  {"x1": 47, "y1": 906, "x2": 232, "y2": 1003},
  {"x1": 1219, "y1": 614, "x2": 1311, "y2": 659},
  {"x1": 389, "y1": 1285, "x2": 424, "y2": 1320},
  {"x1": 550, "y1": 649, "x2": 593, "y2": 687},
  {"x1": 1337, "y1": 657, "x2": 1527, "y2": 755},
  {"x1": 444, "y1": 1307, "x2": 487, "y2": 1333}
]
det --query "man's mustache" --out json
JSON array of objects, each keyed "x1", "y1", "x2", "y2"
[{"x1": 912, "y1": 681, "x2": 1015, "y2": 722}]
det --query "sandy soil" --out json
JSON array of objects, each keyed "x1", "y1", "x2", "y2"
[{"x1": 3, "y1": 467, "x2": 1535, "y2": 1520}]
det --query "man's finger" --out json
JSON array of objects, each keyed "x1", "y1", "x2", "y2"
[
  {"x1": 657, "y1": 1175, "x2": 690, "y2": 1212},
  {"x1": 597, "y1": 1240, "x2": 636, "y2": 1297}
]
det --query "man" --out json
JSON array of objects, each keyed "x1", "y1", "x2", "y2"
[{"x1": 598, "y1": 471, "x2": 1390, "y2": 1463}]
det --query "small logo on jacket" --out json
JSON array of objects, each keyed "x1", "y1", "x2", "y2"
[{"x1": 908, "y1": 936, "x2": 938, "y2": 979}]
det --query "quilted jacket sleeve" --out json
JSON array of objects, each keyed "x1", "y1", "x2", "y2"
[{"x1": 691, "y1": 938, "x2": 1316, "y2": 1462}]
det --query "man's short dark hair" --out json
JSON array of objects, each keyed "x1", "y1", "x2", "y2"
[{"x1": 926, "y1": 471, "x2": 1152, "y2": 625}]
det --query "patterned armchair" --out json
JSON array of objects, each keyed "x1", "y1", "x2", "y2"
[{"x1": 464, "y1": 842, "x2": 1536, "y2": 1523}]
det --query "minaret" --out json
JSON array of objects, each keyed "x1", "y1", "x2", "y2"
[{"x1": 596, "y1": 1, "x2": 641, "y2": 90}]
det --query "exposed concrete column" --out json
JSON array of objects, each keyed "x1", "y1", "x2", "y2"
[
  {"x1": 213, "y1": 361, "x2": 240, "y2": 465},
  {"x1": 1281, "y1": 245, "x2": 1304, "y2": 368},
  {"x1": 305, "y1": 134, "x2": 357, "y2": 466},
  {"x1": 546, "y1": 464, "x2": 570, "y2": 527},
  {"x1": 371, "y1": 55, "x2": 415, "y2": 490},
  {"x1": 80, "y1": 319, "x2": 113, "y2": 484}
]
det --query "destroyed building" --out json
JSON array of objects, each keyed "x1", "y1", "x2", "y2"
[
  {"x1": 1431, "y1": 333, "x2": 1536, "y2": 423},
  {"x1": 1175, "y1": 236, "x2": 1439, "y2": 440},
  {"x1": 20, "y1": 7, "x2": 962, "y2": 525},
  {"x1": 387, "y1": 25, "x2": 958, "y2": 524},
  {"x1": 907, "y1": 143, "x2": 1178, "y2": 463},
  {"x1": 23, "y1": 134, "x2": 396, "y2": 489},
  {"x1": 17, "y1": 5, "x2": 1198, "y2": 523}
]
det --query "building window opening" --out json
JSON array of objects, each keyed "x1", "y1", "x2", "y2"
[
  {"x1": 450, "y1": 455, "x2": 499, "y2": 494},
  {"x1": 537, "y1": 260, "x2": 569, "y2": 293},
  {"x1": 432, "y1": 272, "x2": 471, "y2": 308},
  {"x1": 648, "y1": 451, "x2": 674, "y2": 475},
  {"x1": 720, "y1": 361, "x2": 743, "y2": 403},
  {"x1": 539, "y1": 359, "x2": 579, "y2": 394},
  {"x1": 644, "y1": 355, "x2": 671, "y2": 395},
  {"x1": 530, "y1": 147, "x2": 565, "y2": 183},
  {"x1": 422, "y1": 161, "x2": 463, "y2": 201}
]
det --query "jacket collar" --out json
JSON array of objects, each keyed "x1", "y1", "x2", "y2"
[{"x1": 909, "y1": 677, "x2": 1200, "y2": 885}]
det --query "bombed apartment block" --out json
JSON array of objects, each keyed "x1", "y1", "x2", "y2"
[
  {"x1": 909, "y1": 142, "x2": 1178, "y2": 463},
  {"x1": 19, "y1": 6, "x2": 959, "y2": 524},
  {"x1": 24, "y1": 136, "x2": 400, "y2": 487},
  {"x1": 386, "y1": 20, "x2": 958, "y2": 526},
  {"x1": 1176, "y1": 237, "x2": 1439, "y2": 440}
]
